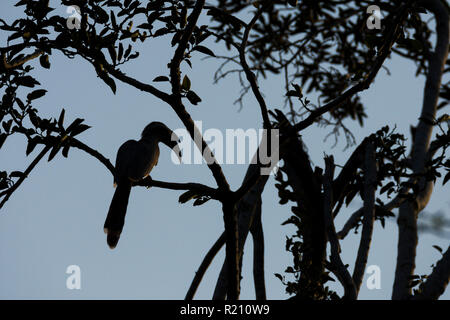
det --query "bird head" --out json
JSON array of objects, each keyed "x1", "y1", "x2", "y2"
[{"x1": 141, "y1": 122, "x2": 182, "y2": 162}]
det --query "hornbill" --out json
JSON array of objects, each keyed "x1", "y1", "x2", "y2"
[{"x1": 104, "y1": 122, "x2": 182, "y2": 249}]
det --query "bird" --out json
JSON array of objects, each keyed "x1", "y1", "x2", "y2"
[{"x1": 104, "y1": 121, "x2": 182, "y2": 249}]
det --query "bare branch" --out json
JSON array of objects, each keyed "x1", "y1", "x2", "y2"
[
  {"x1": 185, "y1": 232, "x2": 226, "y2": 300},
  {"x1": 213, "y1": 164, "x2": 270, "y2": 300},
  {"x1": 0, "y1": 145, "x2": 51, "y2": 210},
  {"x1": 106, "y1": 67, "x2": 172, "y2": 103},
  {"x1": 238, "y1": 4, "x2": 271, "y2": 129},
  {"x1": 250, "y1": 198, "x2": 266, "y2": 300},
  {"x1": 135, "y1": 176, "x2": 219, "y2": 199},
  {"x1": 323, "y1": 156, "x2": 356, "y2": 300},
  {"x1": 352, "y1": 140, "x2": 376, "y2": 295}
]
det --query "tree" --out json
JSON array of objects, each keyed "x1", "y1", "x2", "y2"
[{"x1": 0, "y1": 0, "x2": 449, "y2": 300}]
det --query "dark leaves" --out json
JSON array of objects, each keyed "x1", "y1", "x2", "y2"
[
  {"x1": 153, "y1": 76, "x2": 169, "y2": 82},
  {"x1": 186, "y1": 90, "x2": 201, "y2": 105},
  {"x1": 192, "y1": 45, "x2": 216, "y2": 57},
  {"x1": 181, "y1": 75, "x2": 191, "y2": 91},
  {"x1": 27, "y1": 89, "x2": 47, "y2": 101},
  {"x1": 16, "y1": 76, "x2": 40, "y2": 88},
  {"x1": 39, "y1": 54, "x2": 50, "y2": 69}
]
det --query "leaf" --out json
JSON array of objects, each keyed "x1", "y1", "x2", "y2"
[
  {"x1": 16, "y1": 76, "x2": 40, "y2": 88},
  {"x1": 186, "y1": 90, "x2": 202, "y2": 105},
  {"x1": 153, "y1": 76, "x2": 169, "y2": 82},
  {"x1": 0, "y1": 134, "x2": 7, "y2": 149},
  {"x1": 437, "y1": 114, "x2": 449, "y2": 123},
  {"x1": 192, "y1": 45, "x2": 216, "y2": 57},
  {"x1": 2, "y1": 119, "x2": 13, "y2": 133},
  {"x1": 110, "y1": 11, "x2": 117, "y2": 29},
  {"x1": 118, "y1": 43, "x2": 124, "y2": 61},
  {"x1": 10, "y1": 171, "x2": 24, "y2": 178},
  {"x1": 70, "y1": 124, "x2": 90, "y2": 137},
  {"x1": 178, "y1": 190, "x2": 197, "y2": 204},
  {"x1": 7, "y1": 32, "x2": 22, "y2": 42},
  {"x1": 62, "y1": 144, "x2": 70, "y2": 158},
  {"x1": 107, "y1": 45, "x2": 117, "y2": 63},
  {"x1": 153, "y1": 27, "x2": 169, "y2": 37},
  {"x1": 48, "y1": 144, "x2": 62, "y2": 162},
  {"x1": 408, "y1": 280, "x2": 421, "y2": 288},
  {"x1": 274, "y1": 273, "x2": 283, "y2": 281},
  {"x1": 39, "y1": 54, "x2": 50, "y2": 69},
  {"x1": 193, "y1": 197, "x2": 210, "y2": 206},
  {"x1": 432, "y1": 245, "x2": 443, "y2": 254},
  {"x1": 66, "y1": 118, "x2": 84, "y2": 134},
  {"x1": 182, "y1": 75, "x2": 191, "y2": 91},
  {"x1": 99, "y1": 72, "x2": 117, "y2": 94},
  {"x1": 15, "y1": 0, "x2": 27, "y2": 7},
  {"x1": 15, "y1": 98, "x2": 25, "y2": 110},
  {"x1": 124, "y1": 44, "x2": 132, "y2": 59},
  {"x1": 443, "y1": 171, "x2": 450, "y2": 185},
  {"x1": 345, "y1": 188, "x2": 358, "y2": 206},
  {"x1": 26, "y1": 138, "x2": 39, "y2": 156},
  {"x1": 380, "y1": 182, "x2": 395, "y2": 194},
  {"x1": 137, "y1": 23, "x2": 152, "y2": 30},
  {"x1": 58, "y1": 108, "x2": 65, "y2": 128},
  {"x1": 286, "y1": 90, "x2": 299, "y2": 97},
  {"x1": 27, "y1": 89, "x2": 47, "y2": 101}
]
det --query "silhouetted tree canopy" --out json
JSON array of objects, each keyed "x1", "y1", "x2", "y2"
[{"x1": 0, "y1": 0, "x2": 449, "y2": 300}]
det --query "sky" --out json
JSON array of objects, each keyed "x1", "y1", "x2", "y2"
[{"x1": 0, "y1": 1, "x2": 449, "y2": 300}]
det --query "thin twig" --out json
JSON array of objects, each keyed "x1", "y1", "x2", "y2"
[{"x1": 0, "y1": 145, "x2": 51, "y2": 210}]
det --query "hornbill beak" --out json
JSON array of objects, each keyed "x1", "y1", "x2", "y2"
[
  {"x1": 164, "y1": 130, "x2": 182, "y2": 164},
  {"x1": 141, "y1": 121, "x2": 182, "y2": 163}
]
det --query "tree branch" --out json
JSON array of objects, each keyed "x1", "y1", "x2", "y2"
[
  {"x1": 323, "y1": 156, "x2": 356, "y2": 300},
  {"x1": 413, "y1": 246, "x2": 450, "y2": 300},
  {"x1": 352, "y1": 140, "x2": 376, "y2": 295},
  {"x1": 393, "y1": 0, "x2": 449, "y2": 300},
  {"x1": 250, "y1": 197, "x2": 266, "y2": 300},
  {"x1": 185, "y1": 232, "x2": 226, "y2": 300},
  {"x1": 213, "y1": 163, "x2": 270, "y2": 300},
  {"x1": 135, "y1": 176, "x2": 219, "y2": 199},
  {"x1": 238, "y1": 4, "x2": 271, "y2": 129},
  {"x1": 293, "y1": 2, "x2": 412, "y2": 132},
  {"x1": 0, "y1": 145, "x2": 51, "y2": 210}
]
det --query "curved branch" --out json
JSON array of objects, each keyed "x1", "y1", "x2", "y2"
[
  {"x1": 185, "y1": 232, "x2": 226, "y2": 300},
  {"x1": 239, "y1": 4, "x2": 271, "y2": 129}
]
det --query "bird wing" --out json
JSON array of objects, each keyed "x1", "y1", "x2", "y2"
[{"x1": 114, "y1": 139, "x2": 160, "y2": 183}]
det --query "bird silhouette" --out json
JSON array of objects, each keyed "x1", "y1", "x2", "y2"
[{"x1": 104, "y1": 122, "x2": 181, "y2": 249}]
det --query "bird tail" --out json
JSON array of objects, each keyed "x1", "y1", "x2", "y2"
[{"x1": 104, "y1": 180, "x2": 132, "y2": 249}]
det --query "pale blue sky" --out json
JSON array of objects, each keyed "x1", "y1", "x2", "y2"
[{"x1": 0, "y1": 1, "x2": 448, "y2": 299}]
